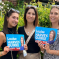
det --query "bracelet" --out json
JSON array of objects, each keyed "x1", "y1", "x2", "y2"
[
  {"x1": 0, "y1": 52, "x2": 2, "y2": 56},
  {"x1": 41, "y1": 51, "x2": 44, "y2": 53}
]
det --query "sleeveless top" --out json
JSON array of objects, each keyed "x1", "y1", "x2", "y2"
[
  {"x1": 18, "y1": 26, "x2": 40, "y2": 53},
  {"x1": 0, "y1": 28, "x2": 18, "y2": 59},
  {"x1": 43, "y1": 30, "x2": 59, "y2": 59}
]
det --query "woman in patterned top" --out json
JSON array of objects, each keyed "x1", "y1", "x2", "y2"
[{"x1": 36, "y1": 5, "x2": 59, "y2": 59}]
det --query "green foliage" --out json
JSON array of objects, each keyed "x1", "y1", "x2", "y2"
[
  {"x1": 0, "y1": 2, "x2": 54, "y2": 31},
  {"x1": 4, "y1": 1, "x2": 14, "y2": 8},
  {"x1": 0, "y1": 47, "x2": 2, "y2": 51},
  {"x1": 49, "y1": 0, "x2": 53, "y2": 2},
  {"x1": 16, "y1": 0, "x2": 24, "y2": 8},
  {"x1": 37, "y1": 2, "x2": 51, "y2": 27},
  {"x1": 32, "y1": 0, "x2": 36, "y2": 2},
  {"x1": 0, "y1": 1, "x2": 14, "y2": 14},
  {"x1": 0, "y1": 2, "x2": 55, "y2": 58},
  {"x1": 0, "y1": 16, "x2": 4, "y2": 31}
]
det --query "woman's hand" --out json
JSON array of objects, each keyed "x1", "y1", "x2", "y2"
[
  {"x1": 3, "y1": 46, "x2": 9, "y2": 55},
  {"x1": 24, "y1": 44, "x2": 28, "y2": 50},
  {"x1": 44, "y1": 43, "x2": 50, "y2": 53}
]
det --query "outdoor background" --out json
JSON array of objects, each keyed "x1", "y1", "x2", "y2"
[{"x1": 0, "y1": 0, "x2": 56, "y2": 59}]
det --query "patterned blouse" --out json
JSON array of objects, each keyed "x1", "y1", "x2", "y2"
[{"x1": 43, "y1": 30, "x2": 59, "y2": 59}]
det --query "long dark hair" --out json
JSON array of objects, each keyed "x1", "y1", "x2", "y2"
[
  {"x1": 3, "y1": 9, "x2": 19, "y2": 35},
  {"x1": 24, "y1": 7, "x2": 39, "y2": 27}
]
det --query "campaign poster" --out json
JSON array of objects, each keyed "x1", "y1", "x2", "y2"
[
  {"x1": 6, "y1": 34, "x2": 25, "y2": 51},
  {"x1": 35, "y1": 27, "x2": 58, "y2": 44}
]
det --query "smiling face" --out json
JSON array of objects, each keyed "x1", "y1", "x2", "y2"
[
  {"x1": 7, "y1": 13, "x2": 19, "y2": 28},
  {"x1": 49, "y1": 8, "x2": 59, "y2": 24},
  {"x1": 26, "y1": 9, "x2": 36, "y2": 23}
]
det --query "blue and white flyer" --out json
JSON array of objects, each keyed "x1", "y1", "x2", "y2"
[
  {"x1": 35, "y1": 27, "x2": 58, "y2": 44},
  {"x1": 6, "y1": 34, "x2": 25, "y2": 51}
]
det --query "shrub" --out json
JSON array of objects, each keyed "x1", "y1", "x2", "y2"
[
  {"x1": 0, "y1": 2, "x2": 54, "y2": 31},
  {"x1": 0, "y1": 2, "x2": 55, "y2": 58}
]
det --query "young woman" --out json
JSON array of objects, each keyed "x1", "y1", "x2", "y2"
[
  {"x1": 37, "y1": 6, "x2": 59, "y2": 59},
  {"x1": 18, "y1": 7, "x2": 41, "y2": 59},
  {"x1": 0, "y1": 8, "x2": 27, "y2": 59}
]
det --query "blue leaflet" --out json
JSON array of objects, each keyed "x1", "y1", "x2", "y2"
[
  {"x1": 6, "y1": 34, "x2": 25, "y2": 51},
  {"x1": 35, "y1": 27, "x2": 58, "y2": 44}
]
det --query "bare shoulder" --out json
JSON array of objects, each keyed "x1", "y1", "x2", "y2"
[
  {"x1": 0, "y1": 32, "x2": 6, "y2": 42},
  {"x1": 0, "y1": 32, "x2": 6, "y2": 47},
  {"x1": 0, "y1": 32, "x2": 5, "y2": 37}
]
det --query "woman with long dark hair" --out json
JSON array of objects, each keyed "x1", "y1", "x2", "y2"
[
  {"x1": 0, "y1": 8, "x2": 19, "y2": 59},
  {"x1": 0, "y1": 8, "x2": 28, "y2": 59},
  {"x1": 18, "y1": 6, "x2": 40, "y2": 59}
]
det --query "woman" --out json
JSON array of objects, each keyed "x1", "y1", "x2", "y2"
[
  {"x1": 47, "y1": 30, "x2": 55, "y2": 44},
  {"x1": 37, "y1": 5, "x2": 59, "y2": 59},
  {"x1": 0, "y1": 8, "x2": 27, "y2": 59},
  {"x1": 18, "y1": 7, "x2": 40, "y2": 59}
]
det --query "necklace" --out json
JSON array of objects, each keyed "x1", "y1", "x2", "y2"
[
  {"x1": 28, "y1": 32, "x2": 29, "y2": 33},
  {"x1": 24, "y1": 27, "x2": 35, "y2": 34}
]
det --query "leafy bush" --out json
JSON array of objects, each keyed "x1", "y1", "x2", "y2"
[
  {"x1": 0, "y1": 1, "x2": 14, "y2": 14},
  {"x1": 0, "y1": 1, "x2": 55, "y2": 59},
  {"x1": 0, "y1": 2, "x2": 54, "y2": 31},
  {"x1": 0, "y1": 16, "x2": 4, "y2": 31}
]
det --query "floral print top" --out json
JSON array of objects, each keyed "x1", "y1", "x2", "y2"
[{"x1": 43, "y1": 30, "x2": 59, "y2": 59}]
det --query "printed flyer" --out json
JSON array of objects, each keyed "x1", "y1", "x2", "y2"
[
  {"x1": 35, "y1": 27, "x2": 58, "y2": 44},
  {"x1": 6, "y1": 34, "x2": 25, "y2": 51}
]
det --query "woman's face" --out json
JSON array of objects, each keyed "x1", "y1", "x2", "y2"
[
  {"x1": 7, "y1": 13, "x2": 19, "y2": 28},
  {"x1": 49, "y1": 8, "x2": 59, "y2": 23},
  {"x1": 26, "y1": 9, "x2": 36, "y2": 23},
  {"x1": 49, "y1": 31, "x2": 54, "y2": 40}
]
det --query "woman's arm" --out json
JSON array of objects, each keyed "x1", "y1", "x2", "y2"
[
  {"x1": 0, "y1": 51, "x2": 6, "y2": 57},
  {"x1": 0, "y1": 32, "x2": 9, "y2": 57},
  {"x1": 44, "y1": 43, "x2": 59, "y2": 55},
  {"x1": 47, "y1": 50, "x2": 59, "y2": 55},
  {"x1": 0, "y1": 32, "x2": 6, "y2": 47},
  {"x1": 0, "y1": 50, "x2": 9, "y2": 57}
]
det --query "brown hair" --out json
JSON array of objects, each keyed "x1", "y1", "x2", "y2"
[
  {"x1": 3, "y1": 9, "x2": 19, "y2": 35},
  {"x1": 24, "y1": 7, "x2": 39, "y2": 27}
]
